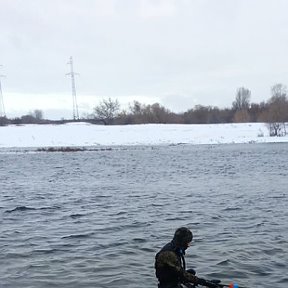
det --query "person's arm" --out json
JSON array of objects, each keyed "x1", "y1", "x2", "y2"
[
  {"x1": 156, "y1": 251, "x2": 219, "y2": 287},
  {"x1": 156, "y1": 251, "x2": 198, "y2": 284}
]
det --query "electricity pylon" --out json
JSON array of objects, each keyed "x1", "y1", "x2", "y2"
[{"x1": 66, "y1": 56, "x2": 79, "y2": 120}]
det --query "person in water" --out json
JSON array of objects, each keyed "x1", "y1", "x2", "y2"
[{"x1": 155, "y1": 227, "x2": 219, "y2": 288}]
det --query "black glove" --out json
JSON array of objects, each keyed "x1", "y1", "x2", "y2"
[
  {"x1": 210, "y1": 280, "x2": 221, "y2": 285},
  {"x1": 196, "y1": 278, "x2": 220, "y2": 288},
  {"x1": 196, "y1": 278, "x2": 208, "y2": 286}
]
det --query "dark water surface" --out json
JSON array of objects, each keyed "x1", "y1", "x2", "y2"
[{"x1": 1, "y1": 144, "x2": 287, "y2": 288}]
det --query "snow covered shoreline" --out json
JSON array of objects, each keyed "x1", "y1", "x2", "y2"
[{"x1": 0, "y1": 122, "x2": 288, "y2": 149}]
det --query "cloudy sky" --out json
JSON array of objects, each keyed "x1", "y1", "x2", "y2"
[{"x1": 1, "y1": 0, "x2": 288, "y2": 119}]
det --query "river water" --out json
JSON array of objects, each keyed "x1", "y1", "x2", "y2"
[{"x1": 0, "y1": 144, "x2": 287, "y2": 288}]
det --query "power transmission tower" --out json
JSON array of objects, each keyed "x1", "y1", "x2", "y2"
[
  {"x1": 0, "y1": 65, "x2": 6, "y2": 118},
  {"x1": 66, "y1": 56, "x2": 79, "y2": 120}
]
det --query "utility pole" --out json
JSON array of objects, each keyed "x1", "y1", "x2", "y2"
[
  {"x1": 66, "y1": 56, "x2": 79, "y2": 120},
  {"x1": 0, "y1": 65, "x2": 6, "y2": 118}
]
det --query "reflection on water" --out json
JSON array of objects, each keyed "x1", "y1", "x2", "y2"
[{"x1": 1, "y1": 144, "x2": 288, "y2": 288}]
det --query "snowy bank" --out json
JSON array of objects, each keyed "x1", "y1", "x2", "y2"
[{"x1": 0, "y1": 123, "x2": 287, "y2": 148}]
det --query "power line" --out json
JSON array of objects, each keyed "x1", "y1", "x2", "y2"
[
  {"x1": 0, "y1": 65, "x2": 6, "y2": 118},
  {"x1": 66, "y1": 56, "x2": 79, "y2": 120}
]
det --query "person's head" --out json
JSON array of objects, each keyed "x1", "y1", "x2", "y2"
[{"x1": 173, "y1": 227, "x2": 193, "y2": 250}]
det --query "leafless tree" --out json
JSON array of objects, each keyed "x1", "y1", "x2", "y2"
[
  {"x1": 93, "y1": 98, "x2": 120, "y2": 125},
  {"x1": 31, "y1": 109, "x2": 44, "y2": 120},
  {"x1": 232, "y1": 87, "x2": 251, "y2": 111},
  {"x1": 271, "y1": 83, "x2": 287, "y2": 100},
  {"x1": 0, "y1": 116, "x2": 9, "y2": 126},
  {"x1": 265, "y1": 83, "x2": 288, "y2": 136}
]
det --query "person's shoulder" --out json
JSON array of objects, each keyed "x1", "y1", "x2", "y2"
[
  {"x1": 156, "y1": 249, "x2": 178, "y2": 263},
  {"x1": 156, "y1": 240, "x2": 178, "y2": 259},
  {"x1": 161, "y1": 241, "x2": 176, "y2": 251}
]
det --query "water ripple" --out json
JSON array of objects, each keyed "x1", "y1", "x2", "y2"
[{"x1": 1, "y1": 144, "x2": 288, "y2": 288}]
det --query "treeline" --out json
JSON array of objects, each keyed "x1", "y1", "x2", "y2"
[
  {"x1": 92, "y1": 83, "x2": 288, "y2": 136},
  {"x1": 1, "y1": 83, "x2": 288, "y2": 136}
]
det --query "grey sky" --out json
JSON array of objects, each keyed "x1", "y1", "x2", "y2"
[{"x1": 1, "y1": 0, "x2": 288, "y2": 119}]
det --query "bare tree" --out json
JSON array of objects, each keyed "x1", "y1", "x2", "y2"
[
  {"x1": 31, "y1": 109, "x2": 44, "y2": 120},
  {"x1": 93, "y1": 98, "x2": 120, "y2": 125},
  {"x1": 0, "y1": 116, "x2": 9, "y2": 126},
  {"x1": 232, "y1": 87, "x2": 251, "y2": 110},
  {"x1": 265, "y1": 83, "x2": 288, "y2": 136},
  {"x1": 147, "y1": 103, "x2": 171, "y2": 123},
  {"x1": 129, "y1": 101, "x2": 143, "y2": 115},
  {"x1": 127, "y1": 101, "x2": 145, "y2": 123},
  {"x1": 271, "y1": 83, "x2": 287, "y2": 100}
]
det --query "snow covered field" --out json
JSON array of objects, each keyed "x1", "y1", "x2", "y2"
[{"x1": 0, "y1": 122, "x2": 287, "y2": 148}]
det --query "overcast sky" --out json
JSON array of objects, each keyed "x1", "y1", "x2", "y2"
[{"x1": 1, "y1": 0, "x2": 288, "y2": 120}]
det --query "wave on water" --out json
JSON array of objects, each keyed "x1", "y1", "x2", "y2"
[
  {"x1": 69, "y1": 213, "x2": 86, "y2": 219},
  {"x1": 5, "y1": 206, "x2": 36, "y2": 213},
  {"x1": 61, "y1": 232, "x2": 95, "y2": 239},
  {"x1": 5, "y1": 205, "x2": 61, "y2": 213},
  {"x1": 1, "y1": 144, "x2": 288, "y2": 288}
]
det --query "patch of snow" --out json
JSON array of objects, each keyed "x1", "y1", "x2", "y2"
[{"x1": 0, "y1": 123, "x2": 287, "y2": 148}]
